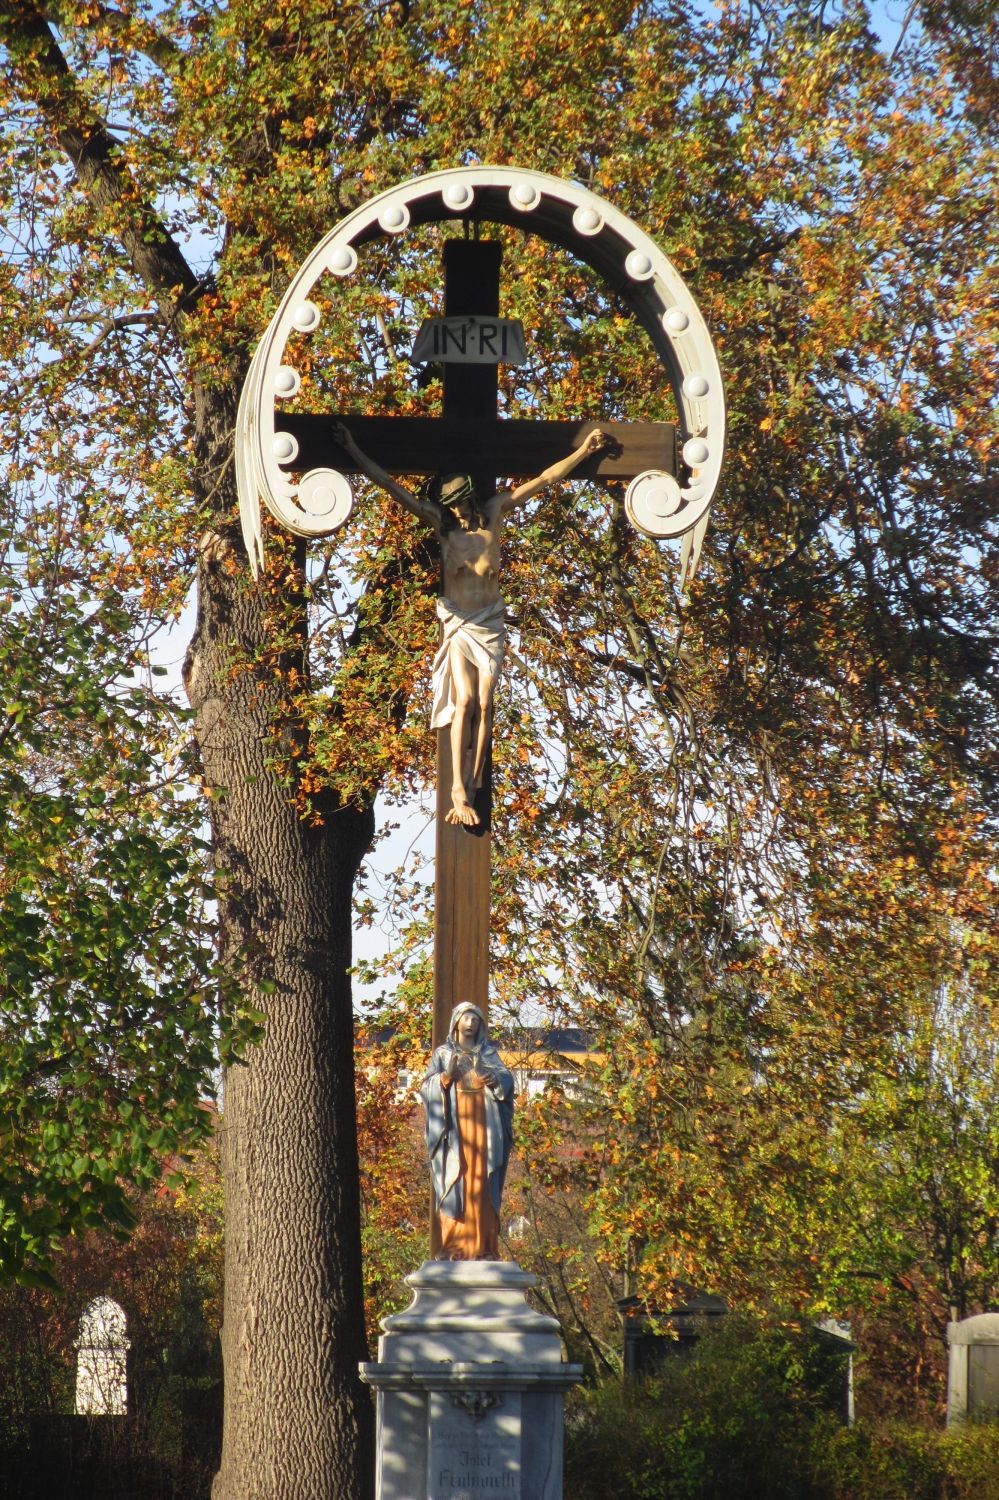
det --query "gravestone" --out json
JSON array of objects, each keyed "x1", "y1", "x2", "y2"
[
  {"x1": 75, "y1": 1296, "x2": 129, "y2": 1416},
  {"x1": 619, "y1": 1293, "x2": 854, "y2": 1424},
  {"x1": 812, "y1": 1319, "x2": 855, "y2": 1427},
  {"x1": 618, "y1": 1285, "x2": 727, "y2": 1376},
  {"x1": 947, "y1": 1312, "x2": 999, "y2": 1424}
]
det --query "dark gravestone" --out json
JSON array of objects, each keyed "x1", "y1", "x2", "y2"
[
  {"x1": 810, "y1": 1320, "x2": 855, "y2": 1426},
  {"x1": 617, "y1": 1285, "x2": 728, "y2": 1377},
  {"x1": 617, "y1": 1292, "x2": 854, "y2": 1424}
]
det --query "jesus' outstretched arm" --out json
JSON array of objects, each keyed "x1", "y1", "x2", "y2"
[
  {"x1": 332, "y1": 421, "x2": 442, "y2": 529},
  {"x1": 499, "y1": 427, "x2": 610, "y2": 514}
]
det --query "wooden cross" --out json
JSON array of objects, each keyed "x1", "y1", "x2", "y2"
[{"x1": 279, "y1": 241, "x2": 676, "y2": 1243}]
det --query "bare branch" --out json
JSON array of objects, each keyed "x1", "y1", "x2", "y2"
[
  {"x1": 1, "y1": 0, "x2": 202, "y2": 324},
  {"x1": 48, "y1": 1, "x2": 185, "y2": 74},
  {"x1": 75, "y1": 309, "x2": 158, "y2": 358}
]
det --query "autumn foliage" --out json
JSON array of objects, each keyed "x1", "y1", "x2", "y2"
[{"x1": 1, "y1": 0, "x2": 997, "y2": 1487}]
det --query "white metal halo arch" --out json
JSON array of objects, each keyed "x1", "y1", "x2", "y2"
[{"x1": 236, "y1": 166, "x2": 725, "y2": 580}]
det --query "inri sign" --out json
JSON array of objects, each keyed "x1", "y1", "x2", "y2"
[{"x1": 410, "y1": 315, "x2": 528, "y2": 366}]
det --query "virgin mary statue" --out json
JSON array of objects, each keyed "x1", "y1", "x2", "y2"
[{"x1": 419, "y1": 1002, "x2": 514, "y2": 1260}]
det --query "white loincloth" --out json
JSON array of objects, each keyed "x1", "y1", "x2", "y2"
[{"x1": 430, "y1": 596, "x2": 507, "y2": 730}]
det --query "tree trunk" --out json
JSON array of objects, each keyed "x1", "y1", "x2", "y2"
[
  {"x1": 210, "y1": 809, "x2": 374, "y2": 1500},
  {"x1": 185, "y1": 397, "x2": 374, "y2": 1500}
]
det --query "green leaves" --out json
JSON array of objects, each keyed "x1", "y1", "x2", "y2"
[{"x1": 0, "y1": 575, "x2": 248, "y2": 1282}]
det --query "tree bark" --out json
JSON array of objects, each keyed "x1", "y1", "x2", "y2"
[
  {"x1": 185, "y1": 398, "x2": 374, "y2": 1500},
  {"x1": 210, "y1": 803, "x2": 374, "y2": 1500}
]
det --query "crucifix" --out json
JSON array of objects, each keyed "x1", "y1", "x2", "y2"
[
  {"x1": 275, "y1": 239, "x2": 677, "y2": 1035},
  {"x1": 236, "y1": 163, "x2": 728, "y2": 1261},
  {"x1": 236, "y1": 171, "x2": 724, "y2": 1500}
]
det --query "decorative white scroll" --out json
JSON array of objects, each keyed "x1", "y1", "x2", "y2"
[{"x1": 236, "y1": 166, "x2": 726, "y2": 581}]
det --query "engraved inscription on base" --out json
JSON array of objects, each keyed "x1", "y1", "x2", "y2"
[{"x1": 428, "y1": 1390, "x2": 521, "y2": 1500}]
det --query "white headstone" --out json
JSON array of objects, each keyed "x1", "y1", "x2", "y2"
[
  {"x1": 75, "y1": 1296, "x2": 129, "y2": 1416},
  {"x1": 947, "y1": 1312, "x2": 999, "y2": 1424}
]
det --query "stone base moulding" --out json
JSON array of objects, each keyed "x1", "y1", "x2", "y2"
[{"x1": 360, "y1": 1261, "x2": 582, "y2": 1500}]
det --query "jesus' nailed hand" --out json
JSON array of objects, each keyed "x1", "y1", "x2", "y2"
[{"x1": 332, "y1": 421, "x2": 609, "y2": 827}]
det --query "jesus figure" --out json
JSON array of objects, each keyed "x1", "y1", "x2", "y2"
[{"x1": 333, "y1": 422, "x2": 608, "y2": 826}]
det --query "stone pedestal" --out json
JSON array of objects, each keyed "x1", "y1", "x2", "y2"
[{"x1": 360, "y1": 1261, "x2": 581, "y2": 1500}]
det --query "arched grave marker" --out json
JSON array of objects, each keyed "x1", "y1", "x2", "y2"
[{"x1": 75, "y1": 1296, "x2": 129, "y2": 1417}]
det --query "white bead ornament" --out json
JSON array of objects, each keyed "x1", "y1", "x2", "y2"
[
  {"x1": 443, "y1": 182, "x2": 475, "y2": 211},
  {"x1": 272, "y1": 432, "x2": 300, "y2": 463},
  {"x1": 274, "y1": 366, "x2": 301, "y2": 399},
  {"x1": 379, "y1": 203, "x2": 410, "y2": 234},
  {"x1": 292, "y1": 302, "x2": 321, "y2": 333},
  {"x1": 509, "y1": 182, "x2": 541, "y2": 211},
  {"x1": 625, "y1": 249, "x2": 654, "y2": 280},
  {"x1": 573, "y1": 205, "x2": 603, "y2": 236},
  {"x1": 682, "y1": 374, "x2": 710, "y2": 399},
  {"x1": 663, "y1": 308, "x2": 690, "y2": 333},
  {"x1": 682, "y1": 438, "x2": 709, "y2": 467},
  {"x1": 326, "y1": 245, "x2": 358, "y2": 276}
]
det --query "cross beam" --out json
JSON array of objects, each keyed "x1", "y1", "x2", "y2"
[{"x1": 279, "y1": 414, "x2": 679, "y2": 482}]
